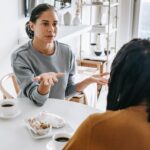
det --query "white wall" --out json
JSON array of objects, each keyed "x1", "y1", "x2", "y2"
[
  {"x1": 0, "y1": 0, "x2": 20, "y2": 77},
  {"x1": 0, "y1": 0, "x2": 22, "y2": 98}
]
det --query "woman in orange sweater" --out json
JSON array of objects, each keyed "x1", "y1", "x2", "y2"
[{"x1": 63, "y1": 39, "x2": 150, "y2": 150}]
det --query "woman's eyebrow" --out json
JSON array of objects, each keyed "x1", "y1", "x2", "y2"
[
  {"x1": 41, "y1": 20, "x2": 58, "y2": 23},
  {"x1": 41, "y1": 20, "x2": 49, "y2": 22}
]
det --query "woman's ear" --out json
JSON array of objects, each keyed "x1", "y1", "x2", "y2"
[{"x1": 29, "y1": 21, "x2": 34, "y2": 31}]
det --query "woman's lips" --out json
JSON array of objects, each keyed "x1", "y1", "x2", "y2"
[{"x1": 45, "y1": 35, "x2": 54, "y2": 39}]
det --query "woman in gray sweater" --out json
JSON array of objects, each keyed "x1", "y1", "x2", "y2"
[{"x1": 11, "y1": 3, "x2": 107, "y2": 105}]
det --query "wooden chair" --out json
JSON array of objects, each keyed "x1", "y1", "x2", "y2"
[
  {"x1": 0, "y1": 73, "x2": 20, "y2": 99},
  {"x1": 77, "y1": 59, "x2": 106, "y2": 74},
  {"x1": 66, "y1": 92, "x2": 88, "y2": 105}
]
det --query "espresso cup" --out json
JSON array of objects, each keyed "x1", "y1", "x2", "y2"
[
  {"x1": 0, "y1": 100, "x2": 18, "y2": 116},
  {"x1": 53, "y1": 133, "x2": 71, "y2": 150}
]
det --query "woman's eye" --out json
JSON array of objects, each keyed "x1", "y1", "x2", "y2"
[
  {"x1": 53, "y1": 22, "x2": 58, "y2": 26},
  {"x1": 43, "y1": 22, "x2": 49, "y2": 26}
]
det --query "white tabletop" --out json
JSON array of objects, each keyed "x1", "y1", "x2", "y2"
[{"x1": 0, "y1": 98, "x2": 100, "y2": 150}]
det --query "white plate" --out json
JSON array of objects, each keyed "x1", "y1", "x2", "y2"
[
  {"x1": 25, "y1": 121, "x2": 74, "y2": 139},
  {"x1": 0, "y1": 109, "x2": 21, "y2": 119},
  {"x1": 39, "y1": 112, "x2": 66, "y2": 128}
]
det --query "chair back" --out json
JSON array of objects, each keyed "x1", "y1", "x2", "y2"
[{"x1": 0, "y1": 73, "x2": 20, "y2": 99}]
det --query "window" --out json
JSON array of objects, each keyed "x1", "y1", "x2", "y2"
[{"x1": 139, "y1": 0, "x2": 150, "y2": 38}]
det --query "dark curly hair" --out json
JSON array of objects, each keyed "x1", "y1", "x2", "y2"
[
  {"x1": 25, "y1": 3, "x2": 56, "y2": 39},
  {"x1": 107, "y1": 38, "x2": 150, "y2": 121}
]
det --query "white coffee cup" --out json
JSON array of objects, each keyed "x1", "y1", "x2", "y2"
[
  {"x1": 0, "y1": 100, "x2": 18, "y2": 116},
  {"x1": 53, "y1": 133, "x2": 71, "y2": 150}
]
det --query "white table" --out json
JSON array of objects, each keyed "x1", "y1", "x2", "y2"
[{"x1": 0, "y1": 98, "x2": 100, "y2": 150}]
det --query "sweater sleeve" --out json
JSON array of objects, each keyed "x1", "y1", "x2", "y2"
[
  {"x1": 11, "y1": 56, "x2": 49, "y2": 106},
  {"x1": 65, "y1": 49, "x2": 78, "y2": 97},
  {"x1": 63, "y1": 116, "x2": 92, "y2": 150}
]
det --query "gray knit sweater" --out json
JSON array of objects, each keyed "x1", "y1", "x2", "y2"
[{"x1": 11, "y1": 40, "x2": 76, "y2": 105}]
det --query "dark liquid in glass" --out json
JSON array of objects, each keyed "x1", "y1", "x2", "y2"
[{"x1": 55, "y1": 137, "x2": 69, "y2": 142}]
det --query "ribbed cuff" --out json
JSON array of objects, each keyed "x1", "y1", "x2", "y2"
[{"x1": 32, "y1": 88, "x2": 49, "y2": 105}]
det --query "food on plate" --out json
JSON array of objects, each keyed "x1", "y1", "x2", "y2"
[
  {"x1": 27, "y1": 117, "x2": 51, "y2": 135},
  {"x1": 26, "y1": 112, "x2": 66, "y2": 136}
]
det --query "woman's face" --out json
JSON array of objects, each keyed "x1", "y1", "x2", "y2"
[{"x1": 30, "y1": 10, "x2": 58, "y2": 44}]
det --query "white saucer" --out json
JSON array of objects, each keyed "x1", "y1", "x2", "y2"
[
  {"x1": 46, "y1": 140, "x2": 56, "y2": 150},
  {"x1": 0, "y1": 109, "x2": 21, "y2": 119}
]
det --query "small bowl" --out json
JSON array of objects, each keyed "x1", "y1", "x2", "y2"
[
  {"x1": 94, "y1": 51, "x2": 102, "y2": 56},
  {"x1": 104, "y1": 50, "x2": 111, "y2": 55}
]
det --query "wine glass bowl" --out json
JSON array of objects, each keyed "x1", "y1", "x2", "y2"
[
  {"x1": 94, "y1": 51, "x2": 102, "y2": 56},
  {"x1": 104, "y1": 50, "x2": 111, "y2": 55}
]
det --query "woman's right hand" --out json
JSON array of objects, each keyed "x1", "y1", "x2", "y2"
[
  {"x1": 33, "y1": 72, "x2": 64, "y2": 86},
  {"x1": 33, "y1": 72, "x2": 64, "y2": 95}
]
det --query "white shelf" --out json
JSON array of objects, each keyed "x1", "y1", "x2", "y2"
[
  {"x1": 57, "y1": 25, "x2": 92, "y2": 42},
  {"x1": 92, "y1": 24, "x2": 109, "y2": 33},
  {"x1": 109, "y1": 3, "x2": 119, "y2": 8},
  {"x1": 91, "y1": 24, "x2": 117, "y2": 34},
  {"x1": 18, "y1": 25, "x2": 92, "y2": 44},
  {"x1": 82, "y1": 2, "x2": 119, "y2": 8}
]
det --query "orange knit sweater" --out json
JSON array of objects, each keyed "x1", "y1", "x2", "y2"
[{"x1": 63, "y1": 105, "x2": 150, "y2": 150}]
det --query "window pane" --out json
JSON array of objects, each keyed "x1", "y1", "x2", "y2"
[{"x1": 139, "y1": 0, "x2": 150, "y2": 38}]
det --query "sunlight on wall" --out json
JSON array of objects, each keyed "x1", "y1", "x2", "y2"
[{"x1": 0, "y1": 0, "x2": 19, "y2": 79}]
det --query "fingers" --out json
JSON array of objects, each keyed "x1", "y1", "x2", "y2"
[
  {"x1": 39, "y1": 76, "x2": 56, "y2": 87},
  {"x1": 91, "y1": 75, "x2": 108, "y2": 85},
  {"x1": 97, "y1": 78, "x2": 108, "y2": 85},
  {"x1": 100, "y1": 72, "x2": 109, "y2": 77},
  {"x1": 56, "y1": 72, "x2": 64, "y2": 77},
  {"x1": 93, "y1": 72, "x2": 110, "y2": 82},
  {"x1": 33, "y1": 72, "x2": 64, "y2": 87},
  {"x1": 53, "y1": 76, "x2": 58, "y2": 82},
  {"x1": 43, "y1": 80, "x2": 50, "y2": 86},
  {"x1": 33, "y1": 76, "x2": 41, "y2": 81}
]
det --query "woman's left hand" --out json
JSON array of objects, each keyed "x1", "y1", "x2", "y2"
[
  {"x1": 75, "y1": 72, "x2": 109, "y2": 92},
  {"x1": 90, "y1": 72, "x2": 109, "y2": 85}
]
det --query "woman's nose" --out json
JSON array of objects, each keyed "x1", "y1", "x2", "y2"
[{"x1": 48, "y1": 25, "x2": 54, "y2": 32}]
